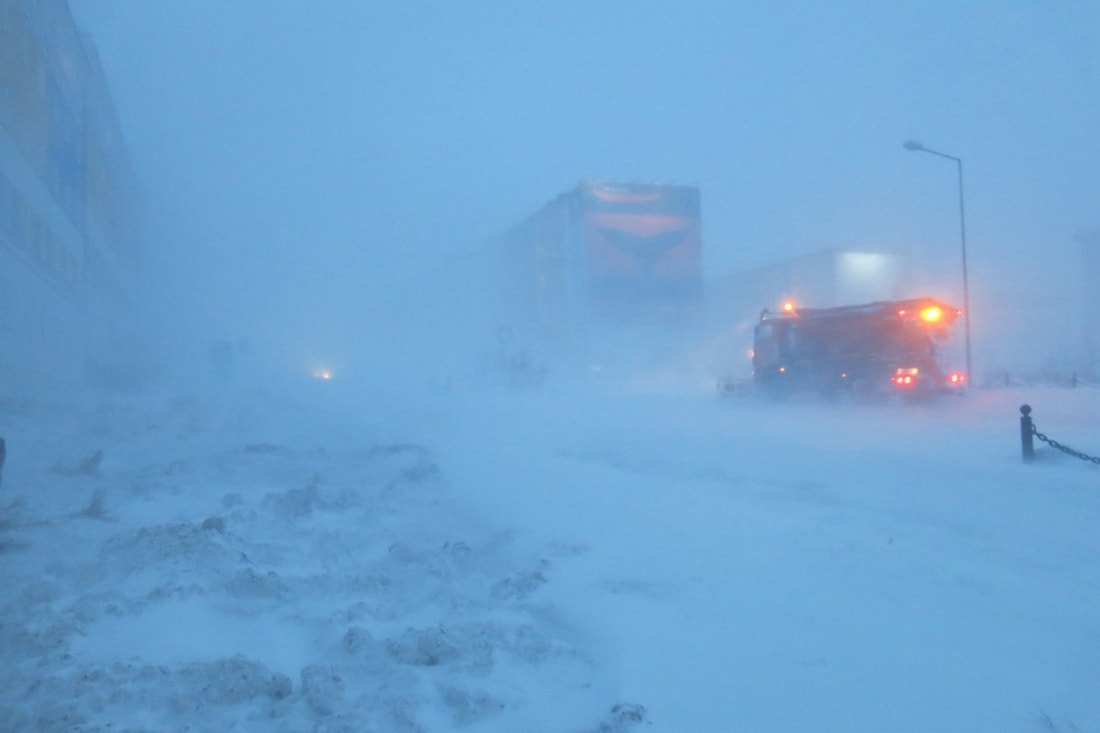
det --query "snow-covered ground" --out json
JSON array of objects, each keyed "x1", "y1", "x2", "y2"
[{"x1": 1, "y1": 375, "x2": 1098, "y2": 732}]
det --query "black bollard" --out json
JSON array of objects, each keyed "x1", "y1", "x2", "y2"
[{"x1": 1020, "y1": 405, "x2": 1034, "y2": 463}]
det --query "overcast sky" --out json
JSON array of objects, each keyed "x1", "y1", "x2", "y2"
[{"x1": 68, "y1": 1, "x2": 1100, "y2": 371}]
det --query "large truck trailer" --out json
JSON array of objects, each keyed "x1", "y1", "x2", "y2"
[{"x1": 496, "y1": 180, "x2": 702, "y2": 360}]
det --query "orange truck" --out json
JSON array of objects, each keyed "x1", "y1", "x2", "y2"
[{"x1": 752, "y1": 298, "x2": 967, "y2": 399}]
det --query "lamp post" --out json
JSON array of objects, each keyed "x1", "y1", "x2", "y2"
[{"x1": 903, "y1": 139, "x2": 972, "y2": 382}]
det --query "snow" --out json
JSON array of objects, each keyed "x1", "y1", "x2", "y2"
[{"x1": 1, "y1": 376, "x2": 1098, "y2": 732}]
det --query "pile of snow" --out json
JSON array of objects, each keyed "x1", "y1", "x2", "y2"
[{"x1": 0, "y1": 383, "x2": 639, "y2": 732}]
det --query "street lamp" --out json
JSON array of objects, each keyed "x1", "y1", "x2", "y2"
[{"x1": 903, "y1": 139, "x2": 972, "y2": 382}]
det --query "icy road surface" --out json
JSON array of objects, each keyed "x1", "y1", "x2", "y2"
[{"x1": 1, "y1": 380, "x2": 1098, "y2": 732}]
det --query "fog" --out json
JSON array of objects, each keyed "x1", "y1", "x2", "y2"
[
  {"x1": 66, "y1": 0, "x2": 1100, "y2": 385},
  {"x1": 5, "y1": 5, "x2": 1100, "y2": 729}
]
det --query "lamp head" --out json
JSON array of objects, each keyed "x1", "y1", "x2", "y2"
[{"x1": 903, "y1": 140, "x2": 924, "y2": 151}]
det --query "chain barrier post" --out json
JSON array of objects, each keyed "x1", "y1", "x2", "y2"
[
  {"x1": 1023, "y1": 405, "x2": 1100, "y2": 465},
  {"x1": 1020, "y1": 405, "x2": 1034, "y2": 463}
]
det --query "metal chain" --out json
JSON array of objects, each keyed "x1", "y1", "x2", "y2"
[{"x1": 1030, "y1": 425, "x2": 1100, "y2": 465}]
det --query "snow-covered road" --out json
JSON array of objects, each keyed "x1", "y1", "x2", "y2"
[{"x1": 437, "y1": 385, "x2": 1100, "y2": 732}]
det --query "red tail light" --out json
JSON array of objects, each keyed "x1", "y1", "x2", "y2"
[{"x1": 947, "y1": 371, "x2": 967, "y2": 385}]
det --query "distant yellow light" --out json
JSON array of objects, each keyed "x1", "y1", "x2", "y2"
[
  {"x1": 312, "y1": 367, "x2": 333, "y2": 381},
  {"x1": 919, "y1": 306, "x2": 943, "y2": 323},
  {"x1": 782, "y1": 300, "x2": 796, "y2": 313}
]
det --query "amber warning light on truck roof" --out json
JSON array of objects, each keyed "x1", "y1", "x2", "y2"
[
  {"x1": 919, "y1": 305, "x2": 943, "y2": 323},
  {"x1": 896, "y1": 302, "x2": 962, "y2": 325}
]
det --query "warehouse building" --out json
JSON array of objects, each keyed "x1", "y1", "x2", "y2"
[{"x1": 0, "y1": 0, "x2": 140, "y2": 393}]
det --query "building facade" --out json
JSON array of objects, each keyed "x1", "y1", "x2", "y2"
[
  {"x1": 707, "y1": 249, "x2": 916, "y2": 326},
  {"x1": 0, "y1": 0, "x2": 140, "y2": 392}
]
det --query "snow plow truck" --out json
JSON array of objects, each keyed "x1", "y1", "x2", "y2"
[{"x1": 751, "y1": 298, "x2": 966, "y2": 400}]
